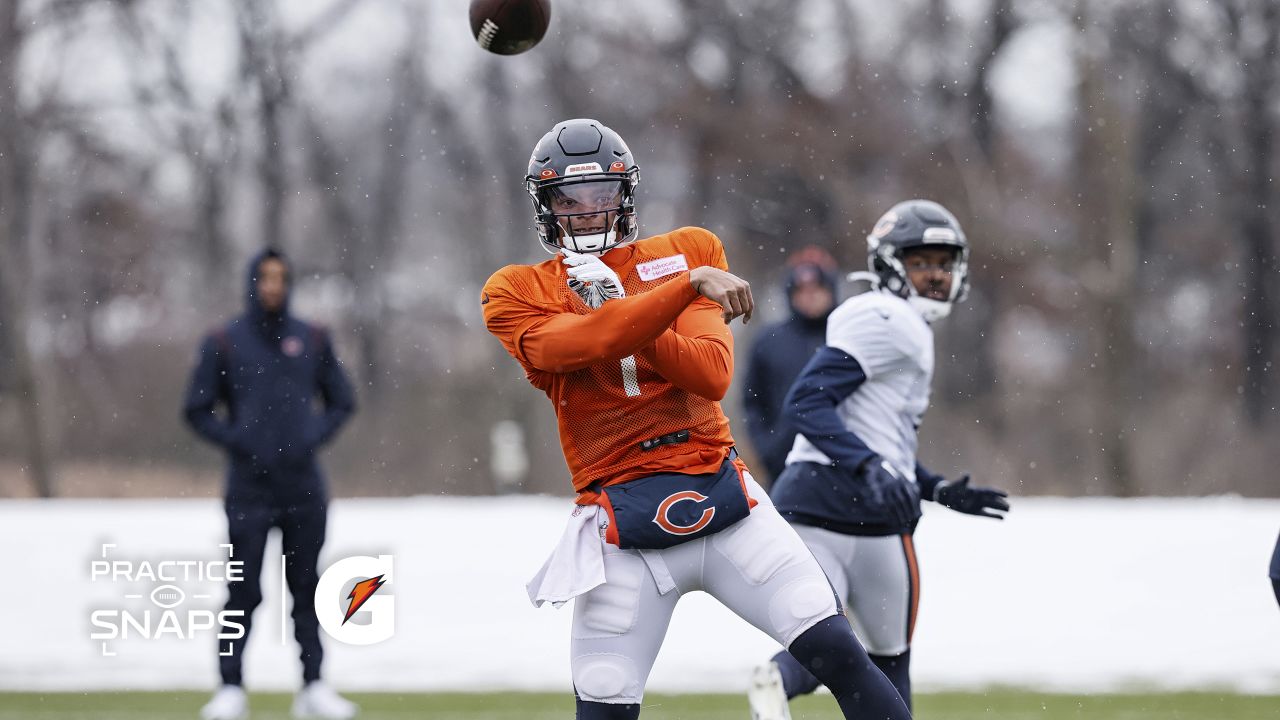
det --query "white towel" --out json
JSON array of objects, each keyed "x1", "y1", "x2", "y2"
[{"x1": 526, "y1": 503, "x2": 607, "y2": 608}]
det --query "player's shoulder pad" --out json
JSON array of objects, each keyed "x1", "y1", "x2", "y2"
[
  {"x1": 829, "y1": 290, "x2": 929, "y2": 357},
  {"x1": 655, "y1": 226, "x2": 724, "y2": 270},
  {"x1": 482, "y1": 263, "x2": 539, "y2": 302},
  {"x1": 827, "y1": 291, "x2": 922, "y2": 340},
  {"x1": 667, "y1": 225, "x2": 721, "y2": 251},
  {"x1": 830, "y1": 289, "x2": 906, "y2": 323},
  {"x1": 643, "y1": 226, "x2": 717, "y2": 256}
]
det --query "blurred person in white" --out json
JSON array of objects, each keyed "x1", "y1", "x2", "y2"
[{"x1": 748, "y1": 200, "x2": 1010, "y2": 720}]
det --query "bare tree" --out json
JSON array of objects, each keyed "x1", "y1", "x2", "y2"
[
  {"x1": 1226, "y1": 0, "x2": 1279, "y2": 426},
  {"x1": 235, "y1": 0, "x2": 290, "y2": 250},
  {"x1": 0, "y1": 0, "x2": 54, "y2": 497},
  {"x1": 1072, "y1": 0, "x2": 1141, "y2": 496}
]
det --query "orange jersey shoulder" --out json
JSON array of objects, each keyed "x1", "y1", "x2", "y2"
[{"x1": 629, "y1": 227, "x2": 729, "y2": 273}]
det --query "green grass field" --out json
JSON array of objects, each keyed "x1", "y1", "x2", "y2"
[{"x1": 1, "y1": 691, "x2": 1276, "y2": 720}]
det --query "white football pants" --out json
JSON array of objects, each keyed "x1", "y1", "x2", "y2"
[
  {"x1": 792, "y1": 524, "x2": 919, "y2": 656},
  {"x1": 570, "y1": 477, "x2": 840, "y2": 704}
]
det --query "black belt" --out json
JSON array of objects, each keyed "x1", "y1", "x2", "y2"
[
  {"x1": 636, "y1": 430, "x2": 738, "y2": 462},
  {"x1": 637, "y1": 429, "x2": 690, "y2": 452}
]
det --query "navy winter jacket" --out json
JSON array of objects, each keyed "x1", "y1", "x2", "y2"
[
  {"x1": 742, "y1": 261, "x2": 841, "y2": 484},
  {"x1": 742, "y1": 314, "x2": 828, "y2": 483},
  {"x1": 183, "y1": 249, "x2": 356, "y2": 502}
]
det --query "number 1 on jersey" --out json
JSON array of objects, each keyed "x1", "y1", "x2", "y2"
[{"x1": 620, "y1": 356, "x2": 641, "y2": 397}]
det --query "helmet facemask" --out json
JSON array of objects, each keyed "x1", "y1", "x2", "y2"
[{"x1": 527, "y1": 169, "x2": 639, "y2": 255}]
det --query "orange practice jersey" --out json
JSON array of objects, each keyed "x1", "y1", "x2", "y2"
[{"x1": 482, "y1": 226, "x2": 737, "y2": 498}]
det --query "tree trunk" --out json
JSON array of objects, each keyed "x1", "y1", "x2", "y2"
[
  {"x1": 0, "y1": 0, "x2": 54, "y2": 497},
  {"x1": 1238, "y1": 0, "x2": 1278, "y2": 426},
  {"x1": 238, "y1": 0, "x2": 288, "y2": 249},
  {"x1": 1074, "y1": 3, "x2": 1139, "y2": 496}
]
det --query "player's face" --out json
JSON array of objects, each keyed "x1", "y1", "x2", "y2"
[
  {"x1": 791, "y1": 281, "x2": 834, "y2": 320},
  {"x1": 902, "y1": 246, "x2": 957, "y2": 301},
  {"x1": 256, "y1": 257, "x2": 288, "y2": 313},
  {"x1": 548, "y1": 180, "x2": 623, "y2": 238}
]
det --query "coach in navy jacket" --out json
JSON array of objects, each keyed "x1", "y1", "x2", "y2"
[
  {"x1": 742, "y1": 256, "x2": 838, "y2": 484},
  {"x1": 183, "y1": 248, "x2": 356, "y2": 709},
  {"x1": 185, "y1": 249, "x2": 355, "y2": 501}
]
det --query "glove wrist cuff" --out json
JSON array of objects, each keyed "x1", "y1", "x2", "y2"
[{"x1": 930, "y1": 479, "x2": 953, "y2": 503}]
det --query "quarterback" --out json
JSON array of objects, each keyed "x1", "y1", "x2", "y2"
[{"x1": 481, "y1": 118, "x2": 911, "y2": 720}]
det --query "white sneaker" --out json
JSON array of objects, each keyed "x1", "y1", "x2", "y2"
[
  {"x1": 747, "y1": 661, "x2": 792, "y2": 720},
  {"x1": 200, "y1": 685, "x2": 249, "y2": 720},
  {"x1": 291, "y1": 681, "x2": 359, "y2": 719}
]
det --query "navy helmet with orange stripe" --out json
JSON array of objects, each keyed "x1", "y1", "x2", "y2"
[
  {"x1": 865, "y1": 199, "x2": 970, "y2": 322},
  {"x1": 525, "y1": 118, "x2": 641, "y2": 255}
]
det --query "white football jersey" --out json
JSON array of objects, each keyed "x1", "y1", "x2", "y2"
[{"x1": 785, "y1": 290, "x2": 934, "y2": 481}]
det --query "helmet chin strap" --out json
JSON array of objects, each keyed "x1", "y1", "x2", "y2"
[
  {"x1": 562, "y1": 229, "x2": 617, "y2": 254},
  {"x1": 907, "y1": 295, "x2": 952, "y2": 322},
  {"x1": 852, "y1": 269, "x2": 954, "y2": 323}
]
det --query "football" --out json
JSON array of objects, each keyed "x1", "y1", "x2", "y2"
[{"x1": 469, "y1": 0, "x2": 552, "y2": 56}]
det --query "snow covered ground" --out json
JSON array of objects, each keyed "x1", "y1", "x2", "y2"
[{"x1": 2, "y1": 495, "x2": 1277, "y2": 694}]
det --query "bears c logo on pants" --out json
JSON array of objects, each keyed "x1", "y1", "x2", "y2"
[{"x1": 653, "y1": 491, "x2": 716, "y2": 535}]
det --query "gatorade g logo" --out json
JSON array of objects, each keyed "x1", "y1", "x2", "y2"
[
  {"x1": 653, "y1": 491, "x2": 716, "y2": 536},
  {"x1": 315, "y1": 555, "x2": 394, "y2": 645}
]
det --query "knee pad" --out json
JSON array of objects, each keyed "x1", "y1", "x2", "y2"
[
  {"x1": 574, "y1": 554, "x2": 645, "y2": 639},
  {"x1": 767, "y1": 576, "x2": 839, "y2": 645},
  {"x1": 573, "y1": 653, "x2": 641, "y2": 703}
]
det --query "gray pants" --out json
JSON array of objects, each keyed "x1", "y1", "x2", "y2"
[
  {"x1": 570, "y1": 479, "x2": 839, "y2": 704},
  {"x1": 792, "y1": 525, "x2": 918, "y2": 656}
]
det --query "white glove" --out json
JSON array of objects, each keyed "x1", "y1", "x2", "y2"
[{"x1": 562, "y1": 249, "x2": 625, "y2": 309}]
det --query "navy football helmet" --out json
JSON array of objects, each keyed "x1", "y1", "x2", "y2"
[
  {"x1": 525, "y1": 119, "x2": 640, "y2": 254},
  {"x1": 865, "y1": 199, "x2": 970, "y2": 321}
]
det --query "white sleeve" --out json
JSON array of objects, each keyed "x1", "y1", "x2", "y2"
[{"x1": 824, "y1": 297, "x2": 916, "y2": 380}]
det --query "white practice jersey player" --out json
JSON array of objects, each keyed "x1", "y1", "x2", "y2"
[
  {"x1": 752, "y1": 200, "x2": 1009, "y2": 720},
  {"x1": 785, "y1": 289, "x2": 933, "y2": 482}
]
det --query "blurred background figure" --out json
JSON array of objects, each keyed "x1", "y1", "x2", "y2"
[
  {"x1": 183, "y1": 249, "x2": 358, "y2": 720},
  {"x1": 1271, "y1": 533, "x2": 1280, "y2": 608},
  {"x1": 742, "y1": 247, "x2": 839, "y2": 485}
]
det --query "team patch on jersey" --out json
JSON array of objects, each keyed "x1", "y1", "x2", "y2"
[{"x1": 636, "y1": 254, "x2": 689, "y2": 282}]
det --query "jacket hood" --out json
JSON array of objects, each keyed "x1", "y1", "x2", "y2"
[
  {"x1": 785, "y1": 261, "x2": 839, "y2": 323},
  {"x1": 246, "y1": 247, "x2": 291, "y2": 329}
]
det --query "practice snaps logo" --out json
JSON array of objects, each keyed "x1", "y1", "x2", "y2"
[
  {"x1": 315, "y1": 555, "x2": 395, "y2": 645},
  {"x1": 89, "y1": 543, "x2": 245, "y2": 657}
]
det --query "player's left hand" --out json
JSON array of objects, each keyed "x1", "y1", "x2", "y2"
[
  {"x1": 562, "y1": 249, "x2": 625, "y2": 309},
  {"x1": 934, "y1": 475, "x2": 1010, "y2": 519},
  {"x1": 689, "y1": 266, "x2": 754, "y2": 324}
]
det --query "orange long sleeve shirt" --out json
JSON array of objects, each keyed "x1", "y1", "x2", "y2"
[{"x1": 482, "y1": 226, "x2": 738, "y2": 496}]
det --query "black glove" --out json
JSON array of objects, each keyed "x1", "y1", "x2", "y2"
[
  {"x1": 934, "y1": 475, "x2": 1010, "y2": 519},
  {"x1": 860, "y1": 457, "x2": 921, "y2": 526}
]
